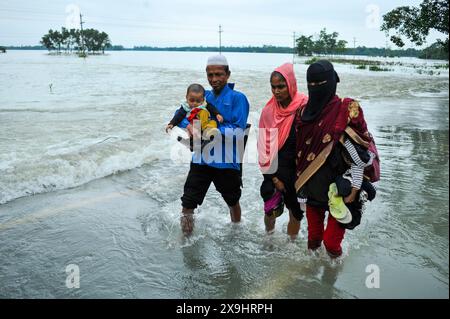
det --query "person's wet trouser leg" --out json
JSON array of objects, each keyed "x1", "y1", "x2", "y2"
[{"x1": 306, "y1": 205, "x2": 345, "y2": 257}]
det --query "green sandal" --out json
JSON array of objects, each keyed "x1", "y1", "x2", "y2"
[{"x1": 328, "y1": 183, "x2": 352, "y2": 224}]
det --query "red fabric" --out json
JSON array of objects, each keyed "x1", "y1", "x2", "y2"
[
  {"x1": 187, "y1": 107, "x2": 202, "y2": 123},
  {"x1": 342, "y1": 97, "x2": 370, "y2": 142},
  {"x1": 342, "y1": 97, "x2": 380, "y2": 182},
  {"x1": 295, "y1": 96, "x2": 370, "y2": 178},
  {"x1": 295, "y1": 95, "x2": 346, "y2": 176},
  {"x1": 258, "y1": 63, "x2": 308, "y2": 173},
  {"x1": 367, "y1": 140, "x2": 380, "y2": 182},
  {"x1": 306, "y1": 205, "x2": 345, "y2": 257}
]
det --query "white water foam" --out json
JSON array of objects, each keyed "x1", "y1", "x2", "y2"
[{"x1": 0, "y1": 143, "x2": 160, "y2": 204}]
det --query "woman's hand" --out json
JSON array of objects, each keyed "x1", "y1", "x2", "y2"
[
  {"x1": 216, "y1": 114, "x2": 224, "y2": 123},
  {"x1": 272, "y1": 177, "x2": 286, "y2": 193},
  {"x1": 344, "y1": 188, "x2": 359, "y2": 203}
]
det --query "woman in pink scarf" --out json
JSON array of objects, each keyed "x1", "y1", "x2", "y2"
[{"x1": 258, "y1": 63, "x2": 308, "y2": 239}]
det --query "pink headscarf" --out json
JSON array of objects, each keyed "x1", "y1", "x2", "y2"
[{"x1": 258, "y1": 63, "x2": 308, "y2": 173}]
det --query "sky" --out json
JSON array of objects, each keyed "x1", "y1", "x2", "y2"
[{"x1": 0, "y1": 0, "x2": 445, "y2": 48}]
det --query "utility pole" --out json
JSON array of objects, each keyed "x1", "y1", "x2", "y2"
[
  {"x1": 293, "y1": 31, "x2": 296, "y2": 64},
  {"x1": 79, "y1": 12, "x2": 86, "y2": 56},
  {"x1": 218, "y1": 25, "x2": 223, "y2": 54},
  {"x1": 385, "y1": 38, "x2": 388, "y2": 59}
]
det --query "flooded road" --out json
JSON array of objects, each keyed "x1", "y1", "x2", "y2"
[{"x1": 0, "y1": 51, "x2": 448, "y2": 298}]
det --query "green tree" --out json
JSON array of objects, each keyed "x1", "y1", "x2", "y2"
[
  {"x1": 295, "y1": 29, "x2": 347, "y2": 56},
  {"x1": 61, "y1": 27, "x2": 70, "y2": 53},
  {"x1": 67, "y1": 28, "x2": 78, "y2": 53},
  {"x1": 335, "y1": 40, "x2": 348, "y2": 54},
  {"x1": 70, "y1": 29, "x2": 82, "y2": 53},
  {"x1": 419, "y1": 41, "x2": 448, "y2": 59},
  {"x1": 313, "y1": 29, "x2": 327, "y2": 54},
  {"x1": 381, "y1": 0, "x2": 448, "y2": 58},
  {"x1": 296, "y1": 35, "x2": 314, "y2": 56},
  {"x1": 322, "y1": 29, "x2": 339, "y2": 54},
  {"x1": 48, "y1": 29, "x2": 63, "y2": 53},
  {"x1": 99, "y1": 31, "x2": 111, "y2": 53},
  {"x1": 40, "y1": 33, "x2": 55, "y2": 51},
  {"x1": 39, "y1": 27, "x2": 112, "y2": 56},
  {"x1": 82, "y1": 29, "x2": 93, "y2": 53}
]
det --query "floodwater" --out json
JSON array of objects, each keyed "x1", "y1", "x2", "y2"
[{"x1": 0, "y1": 50, "x2": 448, "y2": 298}]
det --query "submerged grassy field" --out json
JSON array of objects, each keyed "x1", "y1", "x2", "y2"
[{"x1": 304, "y1": 56, "x2": 449, "y2": 75}]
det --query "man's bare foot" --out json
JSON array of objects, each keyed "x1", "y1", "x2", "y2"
[
  {"x1": 180, "y1": 212, "x2": 194, "y2": 236},
  {"x1": 229, "y1": 202, "x2": 241, "y2": 223}
]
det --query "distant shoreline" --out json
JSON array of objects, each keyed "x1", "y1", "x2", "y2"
[{"x1": 1, "y1": 45, "x2": 436, "y2": 59}]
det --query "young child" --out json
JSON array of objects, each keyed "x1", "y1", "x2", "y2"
[
  {"x1": 165, "y1": 83, "x2": 223, "y2": 149},
  {"x1": 328, "y1": 136, "x2": 377, "y2": 229}
]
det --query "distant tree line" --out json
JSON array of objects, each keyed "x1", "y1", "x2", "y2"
[
  {"x1": 4, "y1": 43, "x2": 444, "y2": 60},
  {"x1": 132, "y1": 45, "x2": 293, "y2": 53},
  {"x1": 419, "y1": 42, "x2": 448, "y2": 59},
  {"x1": 296, "y1": 28, "x2": 348, "y2": 56},
  {"x1": 294, "y1": 27, "x2": 445, "y2": 59},
  {"x1": 2, "y1": 45, "x2": 44, "y2": 50},
  {"x1": 297, "y1": 45, "x2": 424, "y2": 58},
  {"x1": 40, "y1": 27, "x2": 111, "y2": 54},
  {"x1": 346, "y1": 46, "x2": 421, "y2": 58}
]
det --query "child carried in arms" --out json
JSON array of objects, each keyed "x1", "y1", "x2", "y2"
[{"x1": 166, "y1": 83, "x2": 223, "y2": 150}]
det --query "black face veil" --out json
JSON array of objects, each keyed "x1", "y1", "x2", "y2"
[{"x1": 301, "y1": 60, "x2": 340, "y2": 123}]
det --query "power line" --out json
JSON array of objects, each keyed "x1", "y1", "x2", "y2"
[
  {"x1": 0, "y1": 14, "x2": 293, "y2": 39},
  {"x1": 0, "y1": 8, "x2": 299, "y2": 48},
  {"x1": 0, "y1": 7, "x2": 301, "y2": 35},
  {"x1": 0, "y1": 8, "x2": 294, "y2": 37}
]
